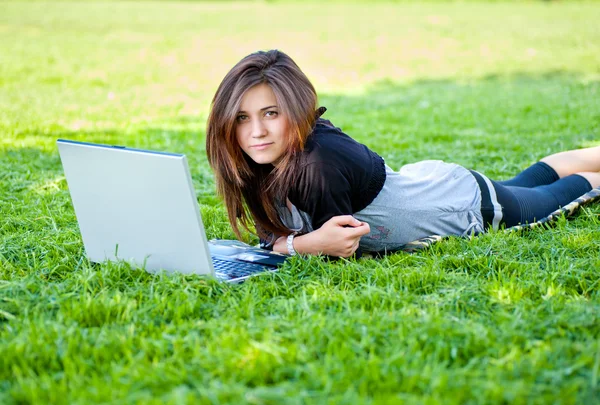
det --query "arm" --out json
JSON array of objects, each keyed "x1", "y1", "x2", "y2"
[{"x1": 272, "y1": 215, "x2": 370, "y2": 258}]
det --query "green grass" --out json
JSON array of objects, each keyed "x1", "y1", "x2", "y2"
[{"x1": 2, "y1": 1, "x2": 600, "y2": 403}]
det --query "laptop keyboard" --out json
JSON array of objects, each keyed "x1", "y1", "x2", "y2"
[{"x1": 212, "y1": 257, "x2": 271, "y2": 281}]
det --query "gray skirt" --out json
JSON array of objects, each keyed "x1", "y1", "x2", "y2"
[{"x1": 354, "y1": 161, "x2": 485, "y2": 252}]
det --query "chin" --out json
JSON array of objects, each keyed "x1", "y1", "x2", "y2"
[{"x1": 251, "y1": 156, "x2": 275, "y2": 165}]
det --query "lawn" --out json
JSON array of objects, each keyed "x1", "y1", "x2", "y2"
[{"x1": 1, "y1": 1, "x2": 600, "y2": 403}]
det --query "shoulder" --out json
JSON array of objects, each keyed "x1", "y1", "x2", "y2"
[
  {"x1": 296, "y1": 160, "x2": 349, "y2": 185},
  {"x1": 300, "y1": 119, "x2": 368, "y2": 166}
]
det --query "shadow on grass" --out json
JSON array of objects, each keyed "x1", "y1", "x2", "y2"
[
  {"x1": 3, "y1": 70, "x2": 599, "y2": 177},
  {"x1": 2, "y1": 71, "x2": 599, "y2": 300}
]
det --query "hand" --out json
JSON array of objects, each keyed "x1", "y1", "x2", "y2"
[
  {"x1": 273, "y1": 216, "x2": 370, "y2": 258},
  {"x1": 310, "y1": 215, "x2": 370, "y2": 257}
]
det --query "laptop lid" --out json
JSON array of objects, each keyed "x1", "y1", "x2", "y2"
[{"x1": 57, "y1": 139, "x2": 215, "y2": 275}]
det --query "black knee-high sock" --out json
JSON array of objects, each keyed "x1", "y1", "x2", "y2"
[
  {"x1": 499, "y1": 161, "x2": 559, "y2": 188},
  {"x1": 491, "y1": 174, "x2": 592, "y2": 226}
]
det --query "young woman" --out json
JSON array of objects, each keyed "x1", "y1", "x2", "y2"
[{"x1": 206, "y1": 49, "x2": 600, "y2": 258}]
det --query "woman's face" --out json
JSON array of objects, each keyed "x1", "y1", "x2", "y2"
[{"x1": 235, "y1": 83, "x2": 289, "y2": 166}]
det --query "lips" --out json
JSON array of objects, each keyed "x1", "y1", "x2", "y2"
[{"x1": 250, "y1": 142, "x2": 273, "y2": 150}]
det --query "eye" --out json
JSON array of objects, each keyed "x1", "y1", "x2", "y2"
[
  {"x1": 236, "y1": 114, "x2": 248, "y2": 122},
  {"x1": 265, "y1": 111, "x2": 278, "y2": 118}
]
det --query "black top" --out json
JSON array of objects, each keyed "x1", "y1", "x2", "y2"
[{"x1": 288, "y1": 118, "x2": 387, "y2": 230}]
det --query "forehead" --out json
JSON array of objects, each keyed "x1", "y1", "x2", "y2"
[{"x1": 239, "y1": 83, "x2": 277, "y2": 110}]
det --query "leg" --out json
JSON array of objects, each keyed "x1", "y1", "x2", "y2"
[
  {"x1": 576, "y1": 172, "x2": 600, "y2": 188},
  {"x1": 491, "y1": 174, "x2": 594, "y2": 227},
  {"x1": 499, "y1": 161, "x2": 559, "y2": 188},
  {"x1": 500, "y1": 146, "x2": 600, "y2": 188},
  {"x1": 540, "y1": 146, "x2": 600, "y2": 178}
]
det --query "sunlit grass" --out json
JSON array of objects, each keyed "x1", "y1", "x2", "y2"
[{"x1": 1, "y1": 1, "x2": 600, "y2": 404}]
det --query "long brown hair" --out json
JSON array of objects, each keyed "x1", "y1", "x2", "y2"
[{"x1": 206, "y1": 50, "x2": 318, "y2": 240}]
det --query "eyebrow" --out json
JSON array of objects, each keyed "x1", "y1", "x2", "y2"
[{"x1": 237, "y1": 105, "x2": 278, "y2": 114}]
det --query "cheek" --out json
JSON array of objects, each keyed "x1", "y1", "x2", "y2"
[
  {"x1": 235, "y1": 128, "x2": 245, "y2": 148},
  {"x1": 277, "y1": 121, "x2": 290, "y2": 140}
]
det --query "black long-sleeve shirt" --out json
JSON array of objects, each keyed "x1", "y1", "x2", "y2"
[
  {"x1": 259, "y1": 116, "x2": 386, "y2": 249},
  {"x1": 288, "y1": 118, "x2": 386, "y2": 230}
]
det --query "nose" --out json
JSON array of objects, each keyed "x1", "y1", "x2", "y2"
[{"x1": 250, "y1": 119, "x2": 267, "y2": 138}]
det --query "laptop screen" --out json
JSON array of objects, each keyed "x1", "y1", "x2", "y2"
[{"x1": 57, "y1": 139, "x2": 215, "y2": 275}]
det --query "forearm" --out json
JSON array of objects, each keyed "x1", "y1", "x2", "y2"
[
  {"x1": 271, "y1": 216, "x2": 369, "y2": 257},
  {"x1": 272, "y1": 232, "x2": 324, "y2": 256}
]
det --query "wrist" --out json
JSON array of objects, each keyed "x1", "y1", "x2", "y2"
[
  {"x1": 286, "y1": 233, "x2": 298, "y2": 256},
  {"x1": 287, "y1": 230, "x2": 324, "y2": 256},
  {"x1": 272, "y1": 236, "x2": 288, "y2": 254}
]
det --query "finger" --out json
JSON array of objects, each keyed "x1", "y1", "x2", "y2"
[
  {"x1": 348, "y1": 222, "x2": 370, "y2": 237},
  {"x1": 344, "y1": 241, "x2": 359, "y2": 257},
  {"x1": 330, "y1": 215, "x2": 361, "y2": 227},
  {"x1": 360, "y1": 222, "x2": 370, "y2": 234}
]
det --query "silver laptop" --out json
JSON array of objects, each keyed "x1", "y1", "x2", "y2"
[{"x1": 57, "y1": 139, "x2": 287, "y2": 283}]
